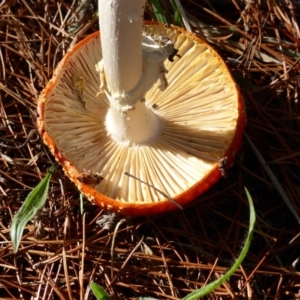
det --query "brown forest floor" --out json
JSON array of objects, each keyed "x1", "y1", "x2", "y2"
[{"x1": 1, "y1": 0, "x2": 300, "y2": 299}]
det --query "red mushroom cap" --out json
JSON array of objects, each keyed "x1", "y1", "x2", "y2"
[{"x1": 37, "y1": 23, "x2": 245, "y2": 216}]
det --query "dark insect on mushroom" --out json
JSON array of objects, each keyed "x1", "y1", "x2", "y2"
[
  {"x1": 218, "y1": 157, "x2": 228, "y2": 178},
  {"x1": 168, "y1": 48, "x2": 181, "y2": 62},
  {"x1": 77, "y1": 170, "x2": 104, "y2": 185},
  {"x1": 152, "y1": 103, "x2": 158, "y2": 109}
]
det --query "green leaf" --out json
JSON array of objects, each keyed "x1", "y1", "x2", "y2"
[
  {"x1": 90, "y1": 283, "x2": 113, "y2": 300},
  {"x1": 182, "y1": 187, "x2": 256, "y2": 300},
  {"x1": 11, "y1": 166, "x2": 54, "y2": 253},
  {"x1": 149, "y1": 0, "x2": 168, "y2": 24},
  {"x1": 281, "y1": 47, "x2": 300, "y2": 59}
]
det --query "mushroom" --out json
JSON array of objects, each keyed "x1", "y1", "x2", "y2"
[{"x1": 37, "y1": 3, "x2": 245, "y2": 216}]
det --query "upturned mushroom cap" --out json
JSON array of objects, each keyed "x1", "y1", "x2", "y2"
[{"x1": 37, "y1": 23, "x2": 245, "y2": 216}]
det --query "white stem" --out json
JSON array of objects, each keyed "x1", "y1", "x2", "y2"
[
  {"x1": 98, "y1": 0, "x2": 145, "y2": 95},
  {"x1": 106, "y1": 101, "x2": 160, "y2": 145},
  {"x1": 97, "y1": 0, "x2": 176, "y2": 144}
]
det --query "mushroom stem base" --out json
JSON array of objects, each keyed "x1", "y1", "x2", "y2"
[{"x1": 105, "y1": 100, "x2": 160, "y2": 145}]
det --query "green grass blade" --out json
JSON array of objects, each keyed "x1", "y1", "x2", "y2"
[
  {"x1": 182, "y1": 187, "x2": 256, "y2": 300},
  {"x1": 11, "y1": 166, "x2": 54, "y2": 253},
  {"x1": 90, "y1": 283, "x2": 113, "y2": 300},
  {"x1": 169, "y1": 0, "x2": 183, "y2": 26},
  {"x1": 281, "y1": 47, "x2": 300, "y2": 59},
  {"x1": 149, "y1": 0, "x2": 168, "y2": 24}
]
